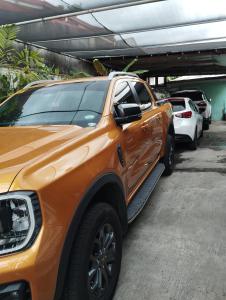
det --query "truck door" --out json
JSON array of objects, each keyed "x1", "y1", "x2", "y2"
[
  {"x1": 130, "y1": 81, "x2": 163, "y2": 165},
  {"x1": 113, "y1": 80, "x2": 148, "y2": 193}
]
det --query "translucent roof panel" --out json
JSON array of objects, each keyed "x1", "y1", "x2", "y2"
[
  {"x1": 122, "y1": 20, "x2": 226, "y2": 53},
  {"x1": 36, "y1": 35, "x2": 128, "y2": 52},
  {"x1": 142, "y1": 39, "x2": 226, "y2": 55},
  {"x1": 67, "y1": 0, "x2": 146, "y2": 10},
  {"x1": 93, "y1": 0, "x2": 226, "y2": 33},
  {"x1": 17, "y1": 14, "x2": 110, "y2": 42},
  {"x1": 2, "y1": 0, "x2": 226, "y2": 62},
  {"x1": 0, "y1": 0, "x2": 146, "y2": 25},
  {"x1": 0, "y1": 0, "x2": 74, "y2": 25}
]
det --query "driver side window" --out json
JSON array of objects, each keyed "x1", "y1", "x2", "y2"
[
  {"x1": 130, "y1": 81, "x2": 152, "y2": 111},
  {"x1": 114, "y1": 81, "x2": 137, "y2": 105}
]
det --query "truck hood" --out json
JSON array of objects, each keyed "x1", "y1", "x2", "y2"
[{"x1": 0, "y1": 125, "x2": 92, "y2": 193}]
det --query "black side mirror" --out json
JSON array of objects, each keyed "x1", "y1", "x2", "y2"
[{"x1": 114, "y1": 103, "x2": 142, "y2": 125}]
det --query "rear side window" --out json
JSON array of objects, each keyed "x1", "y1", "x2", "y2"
[
  {"x1": 131, "y1": 81, "x2": 152, "y2": 104},
  {"x1": 130, "y1": 81, "x2": 152, "y2": 111},
  {"x1": 132, "y1": 82, "x2": 151, "y2": 104},
  {"x1": 170, "y1": 100, "x2": 186, "y2": 112},
  {"x1": 114, "y1": 81, "x2": 136, "y2": 105}
]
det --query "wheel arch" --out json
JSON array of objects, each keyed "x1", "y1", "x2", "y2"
[
  {"x1": 160, "y1": 116, "x2": 175, "y2": 158},
  {"x1": 54, "y1": 172, "x2": 127, "y2": 300}
]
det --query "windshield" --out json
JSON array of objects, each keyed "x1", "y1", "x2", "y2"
[
  {"x1": 0, "y1": 81, "x2": 109, "y2": 127},
  {"x1": 171, "y1": 91, "x2": 203, "y2": 102}
]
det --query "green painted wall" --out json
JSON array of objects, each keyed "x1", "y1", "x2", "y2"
[{"x1": 169, "y1": 79, "x2": 226, "y2": 121}]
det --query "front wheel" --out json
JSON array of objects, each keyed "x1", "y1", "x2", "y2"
[
  {"x1": 63, "y1": 203, "x2": 122, "y2": 300},
  {"x1": 162, "y1": 134, "x2": 175, "y2": 176}
]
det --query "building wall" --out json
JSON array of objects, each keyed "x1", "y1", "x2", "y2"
[{"x1": 169, "y1": 79, "x2": 226, "y2": 121}]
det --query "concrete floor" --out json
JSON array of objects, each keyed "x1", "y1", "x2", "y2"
[{"x1": 115, "y1": 122, "x2": 226, "y2": 300}]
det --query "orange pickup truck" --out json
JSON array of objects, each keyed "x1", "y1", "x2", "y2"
[{"x1": 0, "y1": 72, "x2": 174, "y2": 300}]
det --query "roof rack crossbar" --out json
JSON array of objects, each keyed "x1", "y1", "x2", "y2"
[{"x1": 108, "y1": 72, "x2": 139, "y2": 80}]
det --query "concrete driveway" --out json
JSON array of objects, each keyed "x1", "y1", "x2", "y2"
[{"x1": 115, "y1": 122, "x2": 226, "y2": 300}]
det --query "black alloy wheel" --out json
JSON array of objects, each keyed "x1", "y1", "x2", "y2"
[
  {"x1": 88, "y1": 223, "x2": 117, "y2": 298},
  {"x1": 63, "y1": 203, "x2": 122, "y2": 300}
]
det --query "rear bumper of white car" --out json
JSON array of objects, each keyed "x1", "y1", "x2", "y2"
[
  {"x1": 174, "y1": 118, "x2": 195, "y2": 141},
  {"x1": 175, "y1": 134, "x2": 193, "y2": 143}
]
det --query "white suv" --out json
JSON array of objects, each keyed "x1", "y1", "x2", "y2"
[
  {"x1": 157, "y1": 97, "x2": 203, "y2": 150},
  {"x1": 171, "y1": 90, "x2": 212, "y2": 130}
]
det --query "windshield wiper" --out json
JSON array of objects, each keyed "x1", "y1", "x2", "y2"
[{"x1": 17, "y1": 109, "x2": 101, "y2": 119}]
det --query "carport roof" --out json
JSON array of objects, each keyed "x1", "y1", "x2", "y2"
[{"x1": 2, "y1": 0, "x2": 226, "y2": 75}]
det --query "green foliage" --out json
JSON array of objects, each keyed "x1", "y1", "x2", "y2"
[
  {"x1": 122, "y1": 58, "x2": 148, "y2": 75},
  {"x1": 68, "y1": 69, "x2": 91, "y2": 79},
  {"x1": 0, "y1": 25, "x2": 94, "y2": 102},
  {"x1": 0, "y1": 25, "x2": 62, "y2": 102},
  {"x1": 16, "y1": 70, "x2": 41, "y2": 91},
  {"x1": 0, "y1": 25, "x2": 18, "y2": 64},
  {"x1": 132, "y1": 69, "x2": 149, "y2": 75},
  {"x1": 93, "y1": 59, "x2": 109, "y2": 76},
  {"x1": 93, "y1": 58, "x2": 148, "y2": 76},
  {"x1": 122, "y1": 58, "x2": 138, "y2": 72},
  {"x1": 14, "y1": 47, "x2": 45, "y2": 70},
  {"x1": 0, "y1": 74, "x2": 11, "y2": 102}
]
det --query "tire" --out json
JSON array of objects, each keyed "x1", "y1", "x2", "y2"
[
  {"x1": 63, "y1": 203, "x2": 123, "y2": 300},
  {"x1": 162, "y1": 134, "x2": 175, "y2": 176},
  {"x1": 189, "y1": 128, "x2": 198, "y2": 150},
  {"x1": 203, "y1": 119, "x2": 210, "y2": 130},
  {"x1": 200, "y1": 127, "x2": 203, "y2": 138}
]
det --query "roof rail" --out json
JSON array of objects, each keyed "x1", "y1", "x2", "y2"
[
  {"x1": 108, "y1": 71, "x2": 139, "y2": 80},
  {"x1": 24, "y1": 80, "x2": 57, "y2": 89}
]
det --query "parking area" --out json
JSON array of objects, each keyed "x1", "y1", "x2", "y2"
[{"x1": 115, "y1": 122, "x2": 226, "y2": 300}]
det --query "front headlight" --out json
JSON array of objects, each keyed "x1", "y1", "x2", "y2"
[{"x1": 0, "y1": 192, "x2": 42, "y2": 256}]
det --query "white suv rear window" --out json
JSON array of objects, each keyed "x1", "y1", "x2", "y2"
[{"x1": 170, "y1": 100, "x2": 186, "y2": 112}]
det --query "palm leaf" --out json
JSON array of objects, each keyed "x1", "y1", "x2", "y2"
[
  {"x1": 93, "y1": 59, "x2": 109, "y2": 76},
  {"x1": 70, "y1": 70, "x2": 91, "y2": 78},
  {"x1": 122, "y1": 58, "x2": 138, "y2": 72},
  {"x1": 132, "y1": 70, "x2": 149, "y2": 75},
  {"x1": 0, "y1": 25, "x2": 18, "y2": 64}
]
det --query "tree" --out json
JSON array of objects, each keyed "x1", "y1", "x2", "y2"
[{"x1": 0, "y1": 25, "x2": 18, "y2": 65}]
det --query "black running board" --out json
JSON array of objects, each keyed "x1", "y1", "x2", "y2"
[{"x1": 127, "y1": 163, "x2": 165, "y2": 223}]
